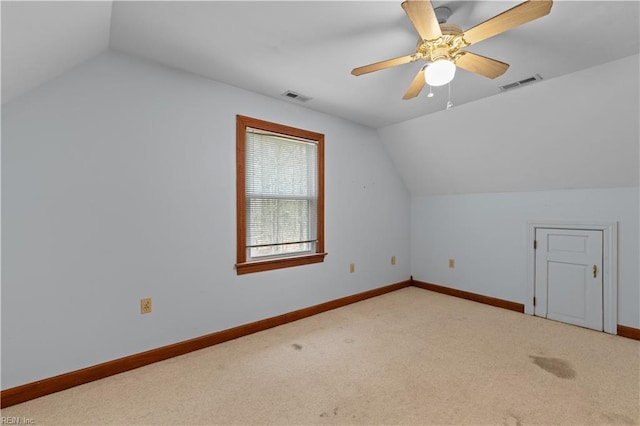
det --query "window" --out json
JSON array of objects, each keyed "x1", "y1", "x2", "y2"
[{"x1": 236, "y1": 115, "x2": 326, "y2": 275}]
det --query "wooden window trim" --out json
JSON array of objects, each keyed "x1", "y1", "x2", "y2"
[{"x1": 236, "y1": 115, "x2": 326, "y2": 275}]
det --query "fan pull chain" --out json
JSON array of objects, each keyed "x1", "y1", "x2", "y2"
[{"x1": 446, "y1": 82, "x2": 453, "y2": 110}]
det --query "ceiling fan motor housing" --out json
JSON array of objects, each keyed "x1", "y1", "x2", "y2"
[{"x1": 416, "y1": 23, "x2": 467, "y2": 64}]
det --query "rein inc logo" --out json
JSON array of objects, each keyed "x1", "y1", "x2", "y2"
[{"x1": 1, "y1": 418, "x2": 35, "y2": 425}]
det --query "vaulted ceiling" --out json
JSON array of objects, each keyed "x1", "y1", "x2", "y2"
[{"x1": 2, "y1": 1, "x2": 639, "y2": 128}]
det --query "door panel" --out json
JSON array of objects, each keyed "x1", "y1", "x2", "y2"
[
  {"x1": 548, "y1": 234, "x2": 587, "y2": 253},
  {"x1": 547, "y1": 262, "x2": 587, "y2": 320},
  {"x1": 535, "y1": 228, "x2": 603, "y2": 331}
]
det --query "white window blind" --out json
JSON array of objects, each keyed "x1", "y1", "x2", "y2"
[{"x1": 245, "y1": 127, "x2": 318, "y2": 260}]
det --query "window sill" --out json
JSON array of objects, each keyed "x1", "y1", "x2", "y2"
[{"x1": 236, "y1": 252, "x2": 327, "y2": 275}]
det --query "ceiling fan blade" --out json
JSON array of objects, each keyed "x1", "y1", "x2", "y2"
[
  {"x1": 462, "y1": 0, "x2": 553, "y2": 46},
  {"x1": 455, "y1": 52, "x2": 509, "y2": 79},
  {"x1": 402, "y1": 67, "x2": 426, "y2": 100},
  {"x1": 351, "y1": 54, "x2": 417, "y2": 76},
  {"x1": 401, "y1": 0, "x2": 442, "y2": 41}
]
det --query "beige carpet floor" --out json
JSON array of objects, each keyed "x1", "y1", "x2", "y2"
[{"x1": 2, "y1": 287, "x2": 639, "y2": 425}]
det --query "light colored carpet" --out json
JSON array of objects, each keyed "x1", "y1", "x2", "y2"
[{"x1": 2, "y1": 287, "x2": 639, "y2": 425}]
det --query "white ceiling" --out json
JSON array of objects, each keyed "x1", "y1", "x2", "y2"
[{"x1": 2, "y1": 1, "x2": 639, "y2": 128}]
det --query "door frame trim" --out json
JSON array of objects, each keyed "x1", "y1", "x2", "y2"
[{"x1": 527, "y1": 221, "x2": 617, "y2": 334}]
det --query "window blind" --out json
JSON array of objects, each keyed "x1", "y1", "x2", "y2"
[{"x1": 245, "y1": 128, "x2": 318, "y2": 260}]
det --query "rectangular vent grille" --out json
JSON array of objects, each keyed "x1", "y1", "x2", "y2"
[
  {"x1": 281, "y1": 90, "x2": 312, "y2": 103},
  {"x1": 499, "y1": 74, "x2": 543, "y2": 92}
]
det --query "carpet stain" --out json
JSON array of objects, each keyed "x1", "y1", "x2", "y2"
[
  {"x1": 600, "y1": 412, "x2": 636, "y2": 425},
  {"x1": 529, "y1": 355, "x2": 576, "y2": 379},
  {"x1": 319, "y1": 407, "x2": 339, "y2": 418},
  {"x1": 503, "y1": 412, "x2": 522, "y2": 426},
  {"x1": 291, "y1": 343, "x2": 303, "y2": 351}
]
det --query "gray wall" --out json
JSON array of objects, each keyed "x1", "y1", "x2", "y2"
[
  {"x1": 1, "y1": 51, "x2": 411, "y2": 389},
  {"x1": 410, "y1": 188, "x2": 639, "y2": 327}
]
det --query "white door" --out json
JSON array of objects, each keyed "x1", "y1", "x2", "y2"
[{"x1": 534, "y1": 228, "x2": 603, "y2": 331}]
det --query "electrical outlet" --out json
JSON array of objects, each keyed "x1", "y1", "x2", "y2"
[
  {"x1": 449, "y1": 259, "x2": 455, "y2": 269},
  {"x1": 391, "y1": 256, "x2": 396, "y2": 265},
  {"x1": 350, "y1": 263, "x2": 355, "y2": 273},
  {"x1": 141, "y1": 298, "x2": 152, "y2": 314}
]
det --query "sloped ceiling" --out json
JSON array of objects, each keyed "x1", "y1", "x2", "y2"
[
  {"x1": 1, "y1": 1, "x2": 112, "y2": 103},
  {"x1": 378, "y1": 55, "x2": 640, "y2": 195},
  {"x1": 2, "y1": 1, "x2": 639, "y2": 128}
]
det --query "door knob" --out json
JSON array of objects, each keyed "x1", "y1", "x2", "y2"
[{"x1": 593, "y1": 265, "x2": 598, "y2": 278}]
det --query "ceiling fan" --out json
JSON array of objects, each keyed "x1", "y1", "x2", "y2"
[{"x1": 351, "y1": 0, "x2": 553, "y2": 99}]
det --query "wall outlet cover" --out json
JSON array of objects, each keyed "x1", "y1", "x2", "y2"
[{"x1": 141, "y1": 298, "x2": 152, "y2": 314}]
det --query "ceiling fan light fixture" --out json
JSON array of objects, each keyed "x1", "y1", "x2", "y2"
[{"x1": 425, "y1": 59, "x2": 456, "y2": 87}]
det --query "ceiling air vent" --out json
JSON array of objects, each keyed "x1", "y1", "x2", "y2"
[
  {"x1": 281, "y1": 90, "x2": 312, "y2": 103},
  {"x1": 499, "y1": 74, "x2": 543, "y2": 92}
]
